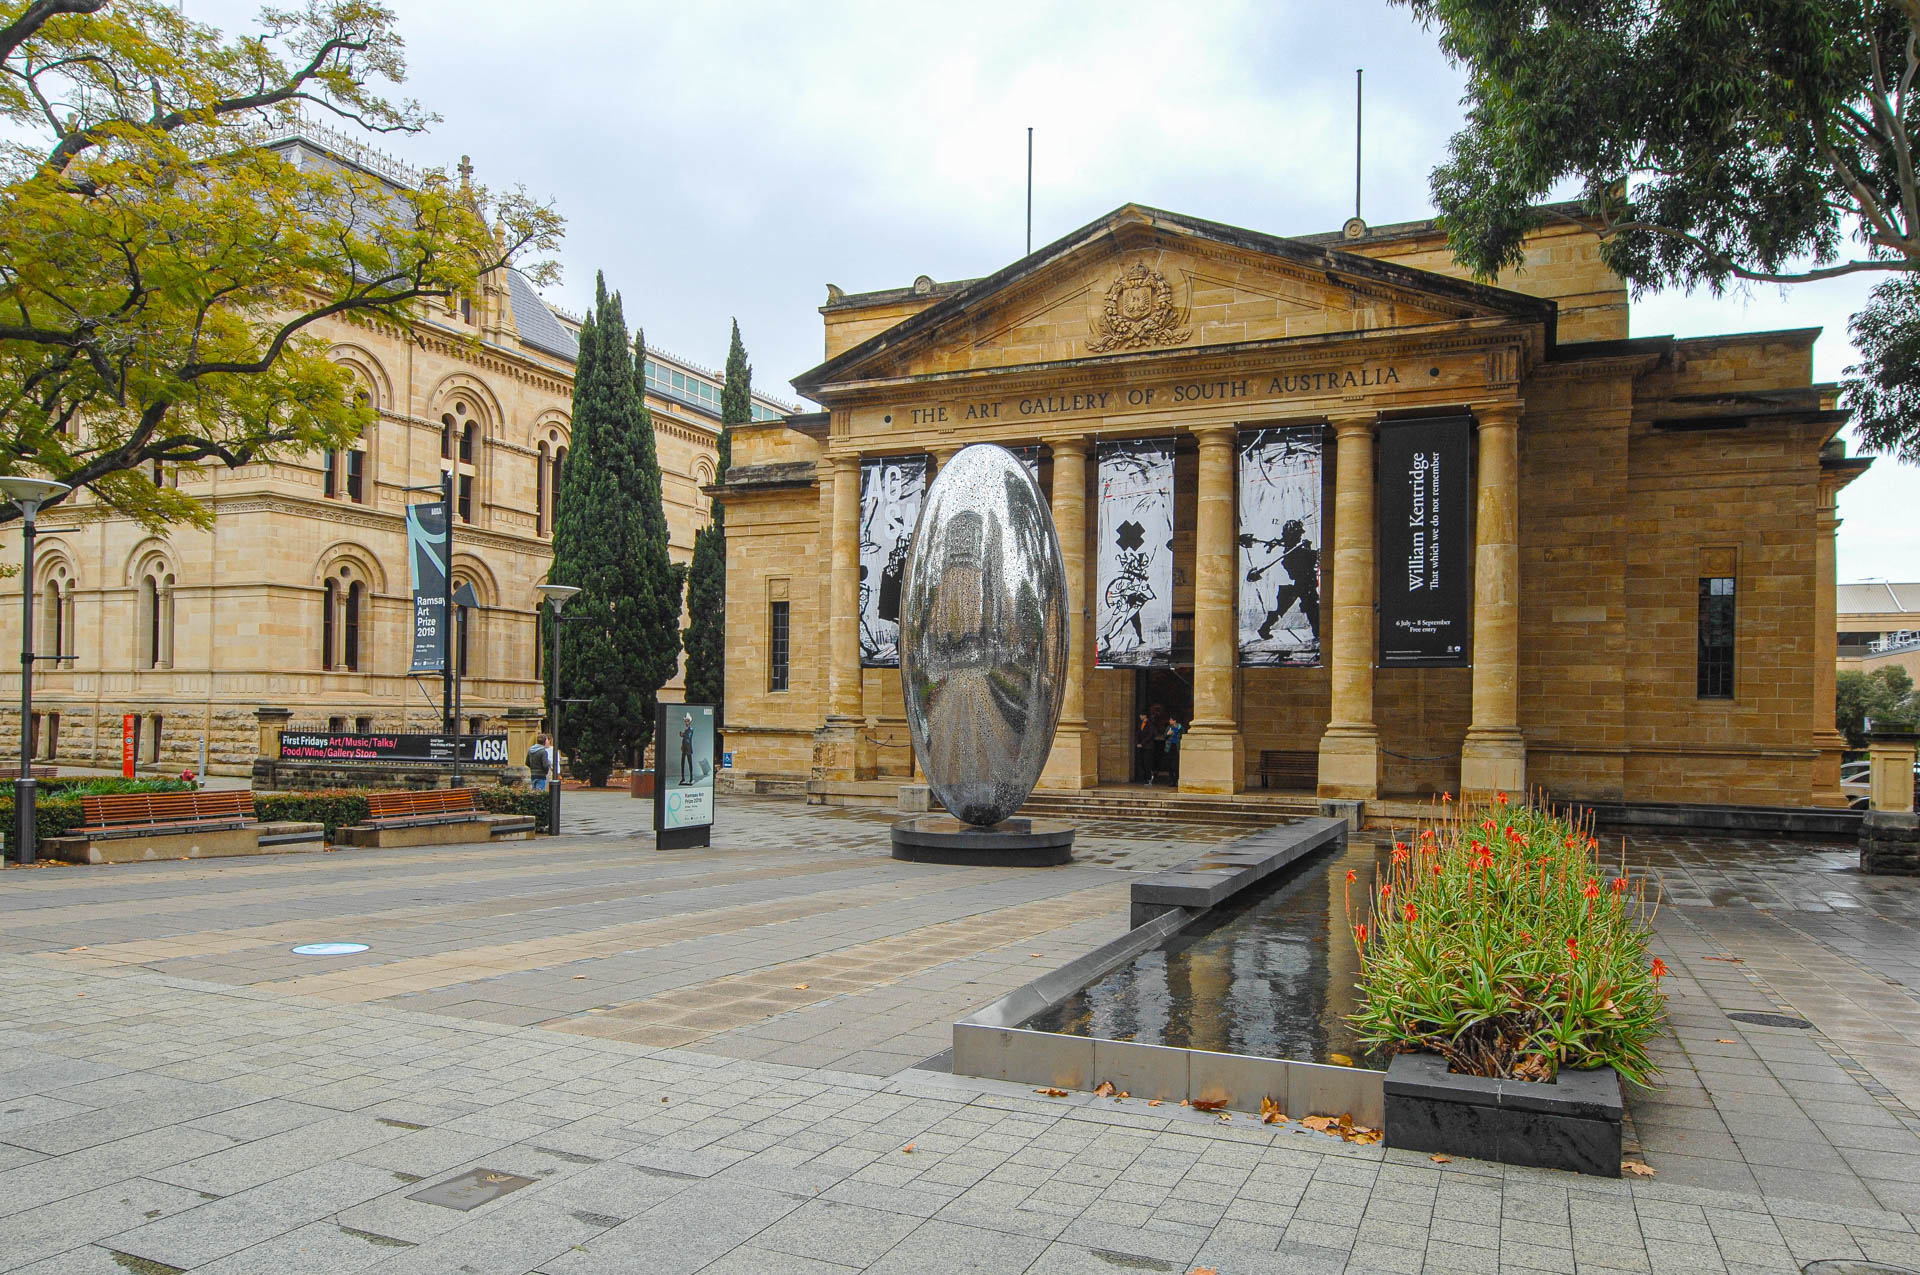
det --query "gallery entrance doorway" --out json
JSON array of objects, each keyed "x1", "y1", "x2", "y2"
[{"x1": 1131, "y1": 667, "x2": 1194, "y2": 785}]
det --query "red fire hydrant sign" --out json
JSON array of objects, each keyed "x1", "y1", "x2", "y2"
[{"x1": 121, "y1": 714, "x2": 135, "y2": 778}]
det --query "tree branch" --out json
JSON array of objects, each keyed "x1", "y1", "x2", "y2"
[{"x1": 0, "y1": 0, "x2": 105, "y2": 65}]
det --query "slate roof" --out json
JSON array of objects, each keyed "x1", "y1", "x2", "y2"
[{"x1": 508, "y1": 269, "x2": 579, "y2": 362}]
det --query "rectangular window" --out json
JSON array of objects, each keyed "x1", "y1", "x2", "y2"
[
  {"x1": 323, "y1": 450, "x2": 337, "y2": 497},
  {"x1": 329, "y1": 715, "x2": 346, "y2": 733},
  {"x1": 45, "y1": 712, "x2": 58, "y2": 760},
  {"x1": 457, "y1": 473, "x2": 473, "y2": 523},
  {"x1": 769, "y1": 600, "x2": 790, "y2": 692},
  {"x1": 345, "y1": 449, "x2": 364, "y2": 503},
  {"x1": 355, "y1": 716, "x2": 372, "y2": 734},
  {"x1": 148, "y1": 714, "x2": 163, "y2": 764},
  {"x1": 1697, "y1": 576, "x2": 1735, "y2": 699}
]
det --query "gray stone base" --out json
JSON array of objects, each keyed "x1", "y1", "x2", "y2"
[
  {"x1": 1861, "y1": 810, "x2": 1920, "y2": 874},
  {"x1": 891, "y1": 815, "x2": 1074, "y2": 866},
  {"x1": 1384, "y1": 1052, "x2": 1622, "y2": 1177}
]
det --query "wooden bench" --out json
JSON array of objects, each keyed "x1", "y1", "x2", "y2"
[
  {"x1": 79, "y1": 790, "x2": 256, "y2": 838},
  {"x1": 42, "y1": 789, "x2": 323, "y2": 864},
  {"x1": 1258, "y1": 750, "x2": 1318, "y2": 791},
  {"x1": 340, "y1": 788, "x2": 535, "y2": 847},
  {"x1": 364, "y1": 788, "x2": 482, "y2": 827}
]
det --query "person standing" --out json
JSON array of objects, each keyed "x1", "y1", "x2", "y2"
[{"x1": 528, "y1": 733, "x2": 553, "y2": 792}]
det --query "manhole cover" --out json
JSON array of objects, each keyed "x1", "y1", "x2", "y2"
[
  {"x1": 407, "y1": 1169, "x2": 536, "y2": 1211},
  {"x1": 1805, "y1": 1262, "x2": 1920, "y2": 1274},
  {"x1": 290, "y1": 942, "x2": 369, "y2": 956},
  {"x1": 1728, "y1": 1011, "x2": 1814, "y2": 1030}
]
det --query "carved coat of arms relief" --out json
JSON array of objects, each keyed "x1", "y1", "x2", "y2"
[{"x1": 1087, "y1": 261, "x2": 1191, "y2": 353}]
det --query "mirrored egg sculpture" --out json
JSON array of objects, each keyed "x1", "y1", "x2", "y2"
[{"x1": 899, "y1": 443, "x2": 1069, "y2": 826}]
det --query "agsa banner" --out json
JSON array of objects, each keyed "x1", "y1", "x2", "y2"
[
  {"x1": 279, "y1": 732, "x2": 510, "y2": 764},
  {"x1": 406, "y1": 501, "x2": 448, "y2": 673},
  {"x1": 1378, "y1": 416, "x2": 1472, "y2": 667},
  {"x1": 1095, "y1": 438, "x2": 1177, "y2": 668}
]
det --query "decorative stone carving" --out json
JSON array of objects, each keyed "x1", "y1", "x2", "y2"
[{"x1": 1088, "y1": 261, "x2": 1190, "y2": 352}]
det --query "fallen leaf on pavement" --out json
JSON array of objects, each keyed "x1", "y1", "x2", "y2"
[
  {"x1": 1030, "y1": 953, "x2": 1043, "y2": 958},
  {"x1": 572, "y1": 975, "x2": 585, "y2": 980},
  {"x1": 1260, "y1": 1096, "x2": 1287, "y2": 1125},
  {"x1": 1715, "y1": 1038, "x2": 1736, "y2": 1044},
  {"x1": 1191, "y1": 1099, "x2": 1228, "y2": 1112},
  {"x1": 1191, "y1": 1268, "x2": 1219, "y2": 1275},
  {"x1": 1328, "y1": 1053, "x2": 1354, "y2": 1067},
  {"x1": 1302, "y1": 1116, "x2": 1336, "y2": 1132},
  {"x1": 1430, "y1": 1154, "x2": 1451, "y2": 1163},
  {"x1": 1702, "y1": 955, "x2": 1743, "y2": 963},
  {"x1": 1034, "y1": 1087, "x2": 1068, "y2": 1098},
  {"x1": 69, "y1": 946, "x2": 86, "y2": 951},
  {"x1": 1093, "y1": 1081, "x2": 1116, "y2": 1098},
  {"x1": 793, "y1": 984, "x2": 809, "y2": 990},
  {"x1": 1147, "y1": 1100, "x2": 1162, "y2": 1107},
  {"x1": 901, "y1": 1142, "x2": 914, "y2": 1154},
  {"x1": 1116, "y1": 1091, "x2": 1130, "y2": 1100},
  {"x1": 1622, "y1": 1161, "x2": 1656, "y2": 1177}
]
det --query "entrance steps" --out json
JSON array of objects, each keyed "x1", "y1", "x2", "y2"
[{"x1": 1017, "y1": 788, "x2": 1320, "y2": 827}]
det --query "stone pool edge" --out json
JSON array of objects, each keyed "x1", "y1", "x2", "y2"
[{"x1": 952, "y1": 815, "x2": 1385, "y2": 1128}]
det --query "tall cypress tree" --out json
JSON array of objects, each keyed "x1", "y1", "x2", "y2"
[
  {"x1": 550, "y1": 274, "x2": 673, "y2": 784},
  {"x1": 627, "y1": 325, "x2": 685, "y2": 757},
  {"x1": 684, "y1": 320, "x2": 750, "y2": 725}
]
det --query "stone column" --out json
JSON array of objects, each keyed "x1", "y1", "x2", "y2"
[
  {"x1": 1180, "y1": 425, "x2": 1244, "y2": 794},
  {"x1": 1460, "y1": 401, "x2": 1526, "y2": 796},
  {"x1": 1042, "y1": 437, "x2": 1098, "y2": 789},
  {"x1": 1860, "y1": 728, "x2": 1920, "y2": 875},
  {"x1": 252, "y1": 706, "x2": 290, "y2": 788},
  {"x1": 1317, "y1": 414, "x2": 1381, "y2": 800},
  {"x1": 810, "y1": 453, "x2": 864, "y2": 795},
  {"x1": 1811, "y1": 481, "x2": 1849, "y2": 806}
]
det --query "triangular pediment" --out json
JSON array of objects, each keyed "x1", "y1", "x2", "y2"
[{"x1": 796, "y1": 205, "x2": 1555, "y2": 393}]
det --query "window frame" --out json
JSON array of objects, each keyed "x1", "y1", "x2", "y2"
[{"x1": 1696, "y1": 575, "x2": 1736, "y2": 700}]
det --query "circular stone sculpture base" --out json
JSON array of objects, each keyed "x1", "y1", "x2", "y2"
[{"x1": 890, "y1": 814, "x2": 1075, "y2": 866}]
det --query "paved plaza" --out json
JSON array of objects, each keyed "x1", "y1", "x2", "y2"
[{"x1": 3, "y1": 796, "x2": 1920, "y2": 1272}]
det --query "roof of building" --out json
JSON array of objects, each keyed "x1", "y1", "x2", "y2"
[
  {"x1": 1840, "y1": 582, "x2": 1920, "y2": 616},
  {"x1": 507, "y1": 269, "x2": 580, "y2": 361}
]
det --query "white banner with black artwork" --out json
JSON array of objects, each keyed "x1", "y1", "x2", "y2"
[
  {"x1": 1096, "y1": 438, "x2": 1176, "y2": 668},
  {"x1": 859, "y1": 454, "x2": 929, "y2": 666},
  {"x1": 1237, "y1": 427, "x2": 1323, "y2": 667}
]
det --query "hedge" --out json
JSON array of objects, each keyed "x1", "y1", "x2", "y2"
[
  {"x1": 42, "y1": 777, "x2": 194, "y2": 796},
  {"x1": 474, "y1": 787, "x2": 552, "y2": 821}
]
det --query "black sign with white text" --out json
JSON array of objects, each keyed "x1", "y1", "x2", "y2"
[
  {"x1": 1378, "y1": 416, "x2": 1472, "y2": 667},
  {"x1": 278, "y1": 733, "x2": 510, "y2": 765}
]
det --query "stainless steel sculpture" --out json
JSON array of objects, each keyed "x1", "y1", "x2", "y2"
[{"x1": 900, "y1": 443, "x2": 1069, "y2": 826}]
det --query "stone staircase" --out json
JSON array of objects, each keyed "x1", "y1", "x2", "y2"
[{"x1": 1016, "y1": 788, "x2": 1321, "y2": 827}]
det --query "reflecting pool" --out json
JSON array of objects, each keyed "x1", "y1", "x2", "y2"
[{"x1": 1025, "y1": 833, "x2": 1388, "y2": 1068}]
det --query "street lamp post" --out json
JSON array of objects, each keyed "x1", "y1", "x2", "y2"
[
  {"x1": 0, "y1": 478, "x2": 71, "y2": 867},
  {"x1": 535, "y1": 583, "x2": 581, "y2": 836}
]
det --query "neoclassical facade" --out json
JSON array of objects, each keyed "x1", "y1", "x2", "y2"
[
  {"x1": 722, "y1": 204, "x2": 1867, "y2": 811},
  {"x1": 0, "y1": 121, "x2": 790, "y2": 775}
]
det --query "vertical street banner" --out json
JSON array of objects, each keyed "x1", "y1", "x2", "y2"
[
  {"x1": 406, "y1": 501, "x2": 449, "y2": 673},
  {"x1": 1237, "y1": 426, "x2": 1324, "y2": 667},
  {"x1": 1096, "y1": 438, "x2": 1177, "y2": 668},
  {"x1": 655, "y1": 703, "x2": 715, "y2": 847},
  {"x1": 858, "y1": 454, "x2": 929, "y2": 666},
  {"x1": 1378, "y1": 416, "x2": 1473, "y2": 667}
]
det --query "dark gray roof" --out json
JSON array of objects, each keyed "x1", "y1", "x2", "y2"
[{"x1": 507, "y1": 269, "x2": 578, "y2": 362}]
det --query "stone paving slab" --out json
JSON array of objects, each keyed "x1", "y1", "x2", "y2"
[{"x1": 5, "y1": 798, "x2": 1920, "y2": 1270}]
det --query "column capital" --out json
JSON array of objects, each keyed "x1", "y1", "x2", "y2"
[
  {"x1": 1328, "y1": 412, "x2": 1377, "y2": 437},
  {"x1": 827, "y1": 452, "x2": 861, "y2": 474},
  {"x1": 1047, "y1": 435, "x2": 1090, "y2": 459},
  {"x1": 1473, "y1": 400, "x2": 1524, "y2": 429},
  {"x1": 1190, "y1": 423, "x2": 1238, "y2": 446}
]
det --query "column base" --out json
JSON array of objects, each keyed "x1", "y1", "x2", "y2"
[
  {"x1": 1039, "y1": 723, "x2": 1099, "y2": 790},
  {"x1": 1317, "y1": 725, "x2": 1381, "y2": 801},
  {"x1": 1178, "y1": 727, "x2": 1244, "y2": 795},
  {"x1": 1460, "y1": 728, "x2": 1526, "y2": 799},
  {"x1": 808, "y1": 717, "x2": 862, "y2": 798},
  {"x1": 1811, "y1": 729, "x2": 1849, "y2": 808}
]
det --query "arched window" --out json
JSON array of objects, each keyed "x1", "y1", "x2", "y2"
[
  {"x1": 139, "y1": 570, "x2": 174, "y2": 669},
  {"x1": 440, "y1": 399, "x2": 481, "y2": 524},
  {"x1": 344, "y1": 581, "x2": 363, "y2": 671},
  {"x1": 322, "y1": 578, "x2": 336, "y2": 670},
  {"x1": 460, "y1": 420, "x2": 475, "y2": 464},
  {"x1": 536, "y1": 442, "x2": 550, "y2": 536},
  {"x1": 553, "y1": 445, "x2": 567, "y2": 521},
  {"x1": 44, "y1": 579, "x2": 62, "y2": 661}
]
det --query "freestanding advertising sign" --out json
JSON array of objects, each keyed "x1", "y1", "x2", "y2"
[
  {"x1": 406, "y1": 501, "x2": 449, "y2": 673},
  {"x1": 121, "y1": 713, "x2": 135, "y2": 778},
  {"x1": 654, "y1": 703, "x2": 714, "y2": 849},
  {"x1": 1377, "y1": 416, "x2": 1474, "y2": 667}
]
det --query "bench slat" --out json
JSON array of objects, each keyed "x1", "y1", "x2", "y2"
[
  {"x1": 364, "y1": 789, "x2": 480, "y2": 819},
  {"x1": 80, "y1": 790, "x2": 254, "y2": 831}
]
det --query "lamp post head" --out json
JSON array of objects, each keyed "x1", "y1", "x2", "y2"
[
  {"x1": 0, "y1": 477, "x2": 70, "y2": 521},
  {"x1": 536, "y1": 583, "x2": 582, "y2": 615}
]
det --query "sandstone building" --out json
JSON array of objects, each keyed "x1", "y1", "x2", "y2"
[
  {"x1": 0, "y1": 119, "x2": 792, "y2": 776},
  {"x1": 722, "y1": 203, "x2": 1867, "y2": 812}
]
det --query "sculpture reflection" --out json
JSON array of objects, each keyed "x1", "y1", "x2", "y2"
[{"x1": 900, "y1": 444, "x2": 1069, "y2": 826}]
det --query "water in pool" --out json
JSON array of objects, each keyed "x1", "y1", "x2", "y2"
[{"x1": 1025, "y1": 832, "x2": 1388, "y2": 1069}]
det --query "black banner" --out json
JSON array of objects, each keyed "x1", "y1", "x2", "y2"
[
  {"x1": 278, "y1": 732, "x2": 510, "y2": 765},
  {"x1": 407, "y1": 501, "x2": 450, "y2": 673},
  {"x1": 1378, "y1": 416, "x2": 1472, "y2": 667}
]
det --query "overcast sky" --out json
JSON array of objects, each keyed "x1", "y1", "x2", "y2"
[{"x1": 190, "y1": 0, "x2": 1914, "y2": 581}]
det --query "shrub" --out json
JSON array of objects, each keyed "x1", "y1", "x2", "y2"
[
  {"x1": 41, "y1": 777, "x2": 193, "y2": 796},
  {"x1": 254, "y1": 790, "x2": 370, "y2": 839},
  {"x1": 473, "y1": 787, "x2": 552, "y2": 821},
  {"x1": 1347, "y1": 795, "x2": 1668, "y2": 1087},
  {"x1": 0, "y1": 795, "x2": 87, "y2": 851}
]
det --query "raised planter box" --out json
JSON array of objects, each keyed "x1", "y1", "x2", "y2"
[{"x1": 1384, "y1": 1052, "x2": 1623, "y2": 1177}]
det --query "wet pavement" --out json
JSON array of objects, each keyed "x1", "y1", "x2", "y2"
[{"x1": 2, "y1": 796, "x2": 1920, "y2": 1271}]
